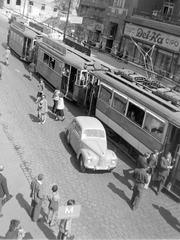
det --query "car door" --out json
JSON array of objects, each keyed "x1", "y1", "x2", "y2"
[{"x1": 70, "y1": 123, "x2": 82, "y2": 154}]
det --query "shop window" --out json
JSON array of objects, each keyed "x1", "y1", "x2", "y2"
[
  {"x1": 16, "y1": 0, "x2": 21, "y2": 5},
  {"x1": 43, "y1": 53, "x2": 49, "y2": 65},
  {"x1": 41, "y1": 4, "x2": 45, "y2": 11},
  {"x1": 112, "y1": 92, "x2": 127, "y2": 115},
  {"x1": 7, "y1": 0, "x2": 10, "y2": 4},
  {"x1": 49, "y1": 57, "x2": 55, "y2": 70},
  {"x1": 126, "y1": 101, "x2": 145, "y2": 126},
  {"x1": 143, "y1": 111, "x2": 165, "y2": 141},
  {"x1": 99, "y1": 84, "x2": 112, "y2": 105}
]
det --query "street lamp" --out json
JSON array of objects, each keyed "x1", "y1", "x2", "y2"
[{"x1": 63, "y1": 0, "x2": 72, "y2": 40}]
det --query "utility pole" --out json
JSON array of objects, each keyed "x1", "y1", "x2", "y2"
[{"x1": 63, "y1": 0, "x2": 72, "y2": 40}]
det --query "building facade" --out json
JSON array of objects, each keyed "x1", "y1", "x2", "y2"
[
  {"x1": 3, "y1": 0, "x2": 58, "y2": 18},
  {"x1": 120, "y1": 0, "x2": 180, "y2": 83}
]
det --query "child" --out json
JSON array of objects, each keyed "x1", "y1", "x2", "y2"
[
  {"x1": 47, "y1": 185, "x2": 60, "y2": 227},
  {"x1": 57, "y1": 199, "x2": 75, "y2": 240},
  {"x1": 35, "y1": 78, "x2": 45, "y2": 103},
  {"x1": 37, "y1": 95, "x2": 48, "y2": 124}
]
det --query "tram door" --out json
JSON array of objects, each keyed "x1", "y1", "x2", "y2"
[
  {"x1": 22, "y1": 37, "x2": 32, "y2": 60},
  {"x1": 73, "y1": 70, "x2": 88, "y2": 101}
]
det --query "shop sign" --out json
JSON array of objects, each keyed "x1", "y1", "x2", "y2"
[{"x1": 124, "y1": 23, "x2": 180, "y2": 52}]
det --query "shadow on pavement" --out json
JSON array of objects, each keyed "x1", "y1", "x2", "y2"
[
  {"x1": 23, "y1": 73, "x2": 31, "y2": 81},
  {"x1": 16, "y1": 193, "x2": 31, "y2": 215},
  {"x1": 29, "y1": 95, "x2": 37, "y2": 103},
  {"x1": 153, "y1": 204, "x2": 180, "y2": 233},
  {"x1": 28, "y1": 113, "x2": 39, "y2": 123},
  {"x1": 0, "y1": 60, "x2": 6, "y2": 66},
  {"x1": 108, "y1": 182, "x2": 131, "y2": 207},
  {"x1": 23, "y1": 232, "x2": 34, "y2": 239},
  {"x1": 113, "y1": 171, "x2": 133, "y2": 190},
  {"x1": 47, "y1": 106, "x2": 55, "y2": 120},
  {"x1": 36, "y1": 210, "x2": 57, "y2": 239},
  {"x1": 1, "y1": 42, "x2": 7, "y2": 49}
]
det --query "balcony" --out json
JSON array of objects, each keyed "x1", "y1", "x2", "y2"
[{"x1": 133, "y1": 9, "x2": 180, "y2": 27}]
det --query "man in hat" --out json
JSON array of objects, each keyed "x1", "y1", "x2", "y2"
[
  {"x1": 130, "y1": 161, "x2": 148, "y2": 210},
  {"x1": 0, "y1": 165, "x2": 10, "y2": 217},
  {"x1": 3, "y1": 46, "x2": 11, "y2": 66},
  {"x1": 30, "y1": 174, "x2": 44, "y2": 222}
]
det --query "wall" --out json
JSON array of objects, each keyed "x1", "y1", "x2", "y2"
[{"x1": 136, "y1": 0, "x2": 164, "y2": 13}]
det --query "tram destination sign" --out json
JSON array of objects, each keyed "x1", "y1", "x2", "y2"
[{"x1": 42, "y1": 36, "x2": 66, "y2": 56}]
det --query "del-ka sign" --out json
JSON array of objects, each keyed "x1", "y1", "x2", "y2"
[
  {"x1": 58, "y1": 205, "x2": 81, "y2": 219},
  {"x1": 124, "y1": 23, "x2": 180, "y2": 52}
]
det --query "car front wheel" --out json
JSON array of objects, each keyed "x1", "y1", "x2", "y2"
[{"x1": 79, "y1": 155, "x2": 86, "y2": 173}]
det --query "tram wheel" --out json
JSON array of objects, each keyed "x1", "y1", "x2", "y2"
[{"x1": 79, "y1": 155, "x2": 86, "y2": 173}]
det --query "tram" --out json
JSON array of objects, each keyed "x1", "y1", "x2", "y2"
[
  {"x1": 87, "y1": 69, "x2": 180, "y2": 196},
  {"x1": 8, "y1": 20, "x2": 43, "y2": 62},
  {"x1": 34, "y1": 36, "x2": 99, "y2": 101}
]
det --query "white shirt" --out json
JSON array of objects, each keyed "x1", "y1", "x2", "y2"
[{"x1": 57, "y1": 97, "x2": 64, "y2": 110}]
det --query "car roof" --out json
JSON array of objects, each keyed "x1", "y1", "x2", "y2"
[{"x1": 75, "y1": 116, "x2": 104, "y2": 130}]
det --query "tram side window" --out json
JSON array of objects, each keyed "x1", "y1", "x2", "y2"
[
  {"x1": 43, "y1": 53, "x2": 49, "y2": 65},
  {"x1": 112, "y1": 92, "x2": 127, "y2": 115},
  {"x1": 49, "y1": 57, "x2": 55, "y2": 70},
  {"x1": 143, "y1": 112, "x2": 165, "y2": 141},
  {"x1": 126, "y1": 102, "x2": 145, "y2": 126},
  {"x1": 99, "y1": 85, "x2": 112, "y2": 105}
]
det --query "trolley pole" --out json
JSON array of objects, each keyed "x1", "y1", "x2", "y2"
[{"x1": 63, "y1": 0, "x2": 72, "y2": 40}]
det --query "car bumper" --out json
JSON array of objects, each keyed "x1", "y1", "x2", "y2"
[{"x1": 85, "y1": 164, "x2": 116, "y2": 171}]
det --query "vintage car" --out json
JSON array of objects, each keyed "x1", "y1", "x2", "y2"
[
  {"x1": 114, "y1": 68, "x2": 147, "y2": 83},
  {"x1": 65, "y1": 116, "x2": 118, "y2": 172}
]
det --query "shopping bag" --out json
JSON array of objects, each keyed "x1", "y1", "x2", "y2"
[{"x1": 2, "y1": 194, "x2": 13, "y2": 206}]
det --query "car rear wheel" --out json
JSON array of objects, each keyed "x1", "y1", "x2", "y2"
[
  {"x1": 79, "y1": 155, "x2": 86, "y2": 173},
  {"x1": 66, "y1": 130, "x2": 70, "y2": 144}
]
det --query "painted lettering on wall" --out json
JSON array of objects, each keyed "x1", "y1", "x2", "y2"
[{"x1": 124, "y1": 23, "x2": 180, "y2": 52}]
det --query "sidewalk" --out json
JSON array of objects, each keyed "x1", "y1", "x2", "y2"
[{"x1": 0, "y1": 124, "x2": 55, "y2": 239}]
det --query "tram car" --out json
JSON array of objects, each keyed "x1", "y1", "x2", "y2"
[
  {"x1": 34, "y1": 36, "x2": 99, "y2": 101},
  {"x1": 88, "y1": 70, "x2": 180, "y2": 196},
  {"x1": 8, "y1": 21, "x2": 43, "y2": 62}
]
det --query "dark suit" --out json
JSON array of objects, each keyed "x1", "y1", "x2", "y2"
[
  {"x1": 157, "y1": 157, "x2": 170, "y2": 193},
  {"x1": 0, "y1": 172, "x2": 9, "y2": 214},
  {"x1": 131, "y1": 168, "x2": 148, "y2": 210},
  {"x1": 30, "y1": 179, "x2": 44, "y2": 221}
]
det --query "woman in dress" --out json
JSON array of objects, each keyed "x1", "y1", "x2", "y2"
[{"x1": 55, "y1": 93, "x2": 65, "y2": 121}]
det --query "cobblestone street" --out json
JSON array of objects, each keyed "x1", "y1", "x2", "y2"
[{"x1": 0, "y1": 15, "x2": 180, "y2": 239}]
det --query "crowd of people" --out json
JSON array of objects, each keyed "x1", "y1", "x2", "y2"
[
  {"x1": 0, "y1": 165, "x2": 75, "y2": 239},
  {"x1": 131, "y1": 150, "x2": 174, "y2": 210}
]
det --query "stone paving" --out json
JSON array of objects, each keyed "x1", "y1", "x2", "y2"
[{"x1": 0, "y1": 15, "x2": 180, "y2": 239}]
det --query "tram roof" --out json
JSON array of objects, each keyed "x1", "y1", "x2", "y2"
[
  {"x1": 11, "y1": 23, "x2": 38, "y2": 39},
  {"x1": 92, "y1": 70, "x2": 180, "y2": 128},
  {"x1": 38, "y1": 41, "x2": 95, "y2": 70}
]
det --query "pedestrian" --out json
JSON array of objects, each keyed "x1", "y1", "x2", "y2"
[
  {"x1": 30, "y1": 174, "x2": 44, "y2": 222},
  {"x1": 136, "y1": 152, "x2": 149, "y2": 169},
  {"x1": 156, "y1": 152, "x2": 173, "y2": 195},
  {"x1": 52, "y1": 89, "x2": 60, "y2": 114},
  {"x1": 5, "y1": 219, "x2": 26, "y2": 239},
  {"x1": 144, "y1": 150, "x2": 159, "y2": 190},
  {"x1": 130, "y1": 162, "x2": 148, "y2": 210},
  {"x1": 57, "y1": 199, "x2": 75, "y2": 240},
  {"x1": 35, "y1": 78, "x2": 45, "y2": 103},
  {"x1": 0, "y1": 64, "x2": 2, "y2": 80},
  {"x1": 28, "y1": 61, "x2": 36, "y2": 81},
  {"x1": 37, "y1": 95, "x2": 48, "y2": 124},
  {"x1": 47, "y1": 185, "x2": 60, "y2": 227},
  {"x1": 3, "y1": 46, "x2": 11, "y2": 66},
  {"x1": 0, "y1": 165, "x2": 10, "y2": 218},
  {"x1": 124, "y1": 50, "x2": 129, "y2": 64},
  {"x1": 55, "y1": 92, "x2": 65, "y2": 121}
]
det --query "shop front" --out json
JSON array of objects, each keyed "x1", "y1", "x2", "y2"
[{"x1": 120, "y1": 19, "x2": 180, "y2": 83}]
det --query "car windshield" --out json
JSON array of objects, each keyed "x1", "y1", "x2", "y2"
[{"x1": 84, "y1": 129, "x2": 105, "y2": 138}]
